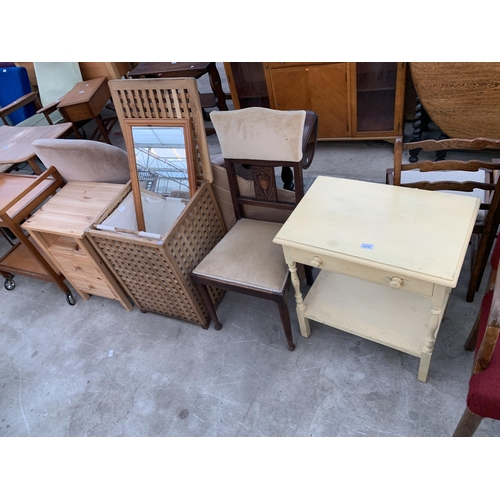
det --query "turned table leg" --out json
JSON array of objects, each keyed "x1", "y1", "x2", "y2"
[
  {"x1": 289, "y1": 262, "x2": 311, "y2": 338},
  {"x1": 418, "y1": 286, "x2": 448, "y2": 382}
]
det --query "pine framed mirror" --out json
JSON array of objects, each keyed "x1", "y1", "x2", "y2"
[{"x1": 122, "y1": 118, "x2": 197, "y2": 231}]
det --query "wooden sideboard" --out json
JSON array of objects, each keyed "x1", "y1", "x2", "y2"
[{"x1": 224, "y1": 62, "x2": 407, "y2": 141}]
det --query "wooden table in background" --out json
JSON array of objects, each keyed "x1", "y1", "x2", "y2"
[
  {"x1": 274, "y1": 176, "x2": 479, "y2": 382},
  {"x1": 0, "y1": 123, "x2": 73, "y2": 174},
  {"x1": 57, "y1": 77, "x2": 116, "y2": 144},
  {"x1": 128, "y1": 62, "x2": 228, "y2": 112},
  {"x1": 410, "y1": 63, "x2": 500, "y2": 139}
]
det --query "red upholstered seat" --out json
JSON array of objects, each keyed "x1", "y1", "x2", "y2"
[
  {"x1": 467, "y1": 290, "x2": 500, "y2": 420},
  {"x1": 454, "y1": 234, "x2": 500, "y2": 435}
]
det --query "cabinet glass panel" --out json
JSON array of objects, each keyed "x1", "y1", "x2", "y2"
[
  {"x1": 356, "y1": 62, "x2": 398, "y2": 132},
  {"x1": 229, "y1": 62, "x2": 270, "y2": 108}
]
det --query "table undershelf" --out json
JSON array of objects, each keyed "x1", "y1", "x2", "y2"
[
  {"x1": 303, "y1": 271, "x2": 449, "y2": 358},
  {"x1": 0, "y1": 236, "x2": 62, "y2": 281}
]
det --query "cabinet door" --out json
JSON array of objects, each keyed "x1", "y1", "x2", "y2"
[
  {"x1": 351, "y1": 62, "x2": 406, "y2": 137},
  {"x1": 266, "y1": 63, "x2": 350, "y2": 139}
]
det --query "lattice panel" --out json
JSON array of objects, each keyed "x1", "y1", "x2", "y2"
[
  {"x1": 166, "y1": 183, "x2": 227, "y2": 307},
  {"x1": 91, "y1": 235, "x2": 208, "y2": 326},
  {"x1": 88, "y1": 183, "x2": 226, "y2": 327}
]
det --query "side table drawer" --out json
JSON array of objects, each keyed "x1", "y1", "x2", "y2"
[{"x1": 288, "y1": 247, "x2": 435, "y2": 297}]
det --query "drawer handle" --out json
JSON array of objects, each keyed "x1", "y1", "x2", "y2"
[
  {"x1": 311, "y1": 256, "x2": 323, "y2": 268},
  {"x1": 389, "y1": 277, "x2": 403, "y2": 289},
  {"x1": 72, "y1": 265, "x2": 81, "y2": 271}
]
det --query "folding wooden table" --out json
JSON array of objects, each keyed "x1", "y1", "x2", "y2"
[{"x1": 0, "y1": 122, "x2": 73, "y2": 174}]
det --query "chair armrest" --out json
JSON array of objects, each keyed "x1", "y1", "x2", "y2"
[
  {"x1": 473, "y1": 266, "x2": 500, "y2": 373},
  {"x1": 0, "y1": 91, "x2": 39, "y2": 124},
  {"x1": 35, "y1": 100, "x2": 61, "y2": 124},
  {"x1": 36, "y1": 100, "x2": 60, "y2": 115}
]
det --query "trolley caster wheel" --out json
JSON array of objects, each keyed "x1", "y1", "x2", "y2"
[
  {"x1": 66, "y1": 292, "x2": 76, "y2": 306},
  {"x1": 4, "y1": 278, "x2": 15, "y2": 291}
]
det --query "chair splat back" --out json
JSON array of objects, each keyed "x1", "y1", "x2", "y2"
[
  {"x1": 211, "y1": 107, "x2": 318, "y2": 220},
  {"x1": 388, "y1": 136, "x2": 500, "y2": 302}
]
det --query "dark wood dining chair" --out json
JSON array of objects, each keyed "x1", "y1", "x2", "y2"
[
  {"x1": 387, "y1": 137, "x2": 500, "y2": 303},
  {"x1": 192, "y1": 107, "x2": 318, "y2": 351},
  {"x1": 453, "y1": 234, "x2": 500, "y2": 436}
]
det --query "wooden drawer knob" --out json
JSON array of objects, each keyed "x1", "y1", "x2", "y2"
[
  {"x1": 389, "y1": 277, "x2": 403, "y2": 289},
  {"x1": 311, "y1": 256, "x2": 323, "y2": 268}
]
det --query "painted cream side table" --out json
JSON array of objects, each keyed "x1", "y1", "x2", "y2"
[{"x1": 273, "y1": 176, "x2": 480, "y2": 382}]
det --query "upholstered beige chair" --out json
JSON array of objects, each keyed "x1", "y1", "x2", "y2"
[
  {"x1": 192, "y1": 107, "x2": 318, "y2": 351},
  {"x1": 32, "y1": 139, "x2": 130, "y2": 183}
]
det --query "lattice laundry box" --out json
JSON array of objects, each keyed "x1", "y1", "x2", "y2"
[{"x1": 86, "y1": 181, "x2": 227, "y2": 328}]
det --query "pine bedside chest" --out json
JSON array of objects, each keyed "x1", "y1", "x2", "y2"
[
  {"x1": 273, "y1": 176, "x2": 480, "y2": 382},
  {"x1": 23, "y1": 181, "x2": 133, "y2": 310}
]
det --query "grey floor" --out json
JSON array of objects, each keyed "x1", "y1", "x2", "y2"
[{"x1": 1, "y1": 64, "x2": 499, "y2": 438}]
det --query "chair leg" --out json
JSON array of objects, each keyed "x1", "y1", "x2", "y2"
[
  {"x1": 453, "y1": 407, "x2": 483, "y2": 436},
  {"x1": 277, "y1": 302, "x2": 295, "y2": 351},
  {"x1": 465, "y1": 308, "x2": 481, "y2": 351},
  {"x1": 195, "y1": 282, "x2": 222, "y2": 330}
]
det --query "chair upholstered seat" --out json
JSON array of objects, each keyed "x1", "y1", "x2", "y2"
[
  {"x1": 192, "y1": 218, "x2": 288, "y2": 293},
  {"x1": 453, "y1": 234, "x2": 500, "y2": 435},
  {"x1": 467, "y1": 289, "x2": 500, "y2": 420},
  {"x1": 466, "y1": 237, "x2": 500, "y2": 421}
]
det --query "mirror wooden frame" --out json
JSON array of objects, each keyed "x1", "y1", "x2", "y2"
[{"x1": 122, "y1": 117, "x2": 196, "y2": 231}]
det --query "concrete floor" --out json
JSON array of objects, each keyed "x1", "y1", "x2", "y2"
[{"x1": 1, "y1": 65, "x2": 499, "y2": 438}]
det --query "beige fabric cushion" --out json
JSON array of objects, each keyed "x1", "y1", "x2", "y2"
[
  {"x1": 192, "y1": 218, "x2": 288, "y2": 293},
  {"x1": 210, "y1": 108, "x2": 306, "y2": 162},
  {"x1": 210, "y1": 162, "x2": 296, "y2": 230},
  {"x1": 32, "y1": 139, "x2": 130, "y2": 183}
]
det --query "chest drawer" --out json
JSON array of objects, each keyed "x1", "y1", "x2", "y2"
[
  {"x1": 66, "y1": 271, "x2": 116, "y2": 299},
  {"x1": 49, "y1": 250, "x2": 98, "y2": 277},
  {"x1": 287, "y1": 247, "x2": 435, "y2": 297}
]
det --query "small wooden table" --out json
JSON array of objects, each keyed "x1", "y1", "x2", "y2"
[
  {"x1": 273, "y1": 176, "x2": 480, "y2": 382},
  {"x1": 0, "y1": 167, "x2": 75, "y2": 304},
  {"x1": 57, "y1": 77, "x2": 116, "y2": 144},
  {"x1": 0, "y1": 123, "x2": 73, "y2": 174},
  {"x1": 128, "y1": 62, "x2": 228, "y2": 112},
  {"x1": 23, "y1": 180, "x2": 133, "y2": 310}
]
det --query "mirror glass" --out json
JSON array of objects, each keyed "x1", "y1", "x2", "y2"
[{"x1": 131, "y1": 125, "x2": 191, "y2": 198}]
